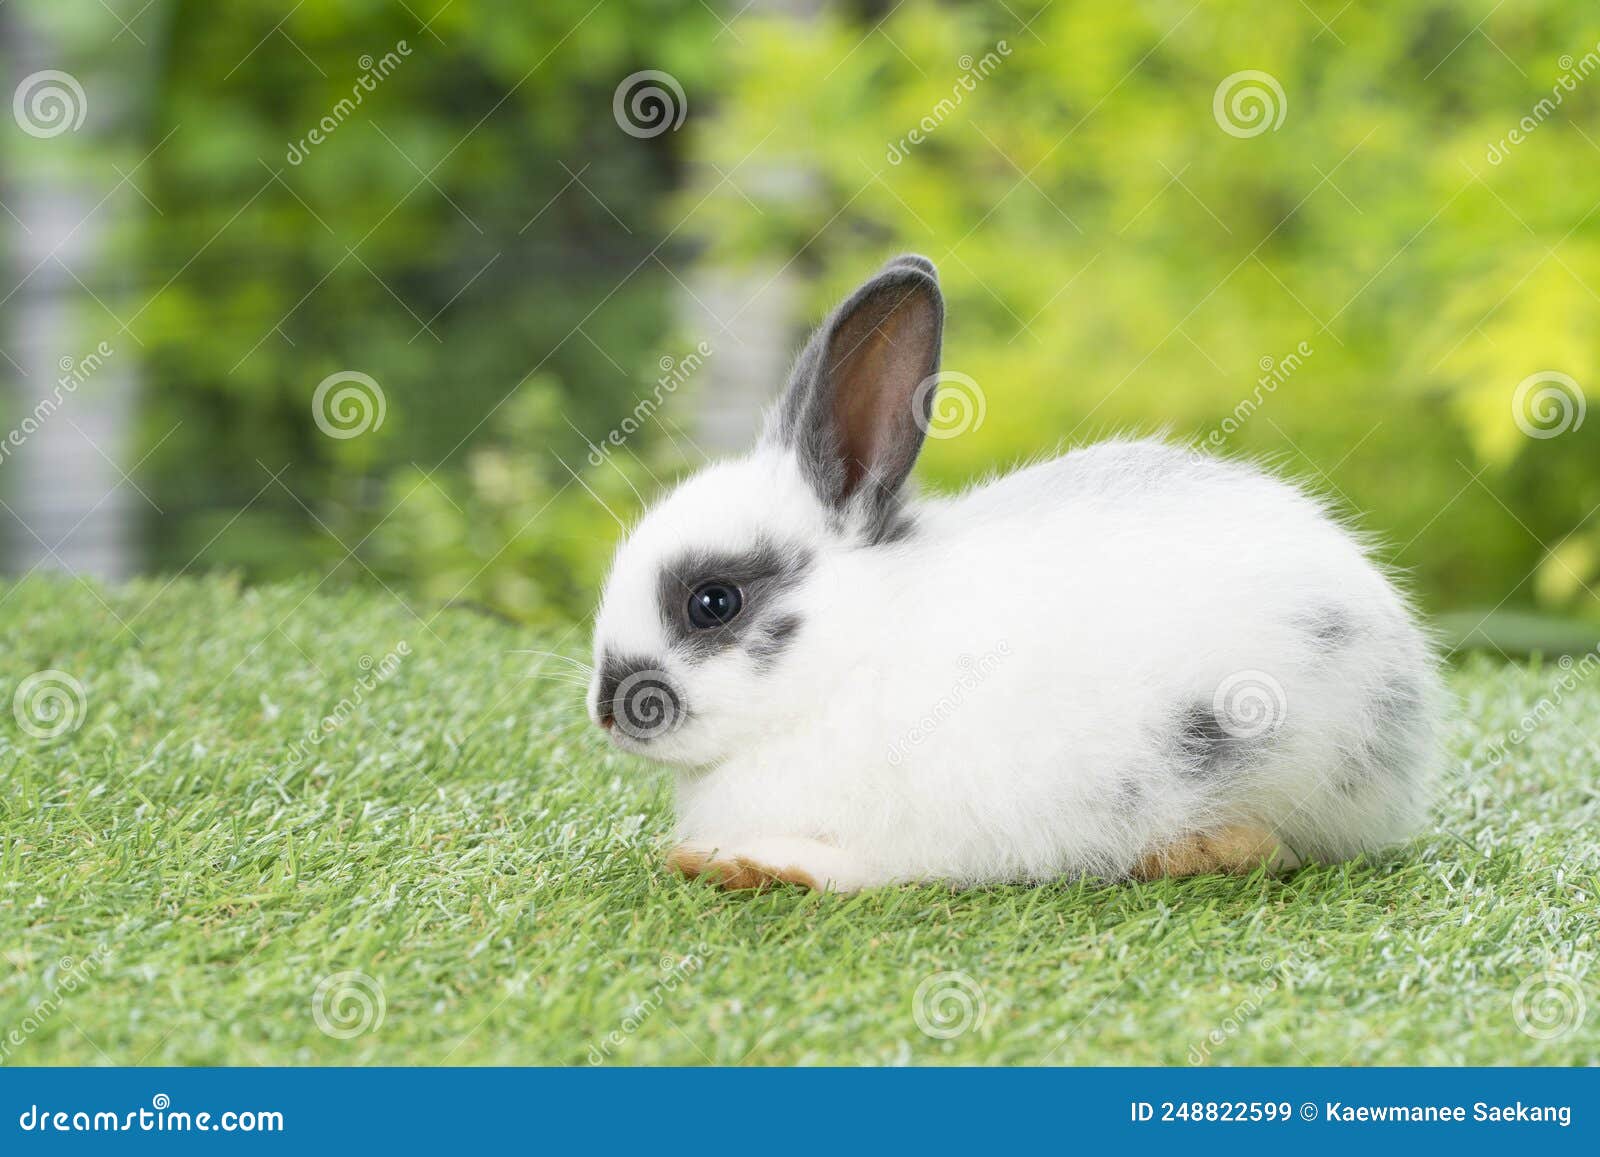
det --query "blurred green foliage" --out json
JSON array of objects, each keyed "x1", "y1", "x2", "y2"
[
  {"x1": 7, "y1": 1, "x2": 1599, "y2": 635},
  {"x1": 682, "y1": 0, "x2": 1600, "y2": 632},
  {"x1": 119, "y1": 0, "x2": 718, "y2": 623}
]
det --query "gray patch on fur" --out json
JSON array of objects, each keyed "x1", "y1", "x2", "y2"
[
  {"x1": 1336, "y1": 673, "x2": 1430, "y2": 794},
  {"x1": 1172, "y1": 701, "x2": 1256, "y2": 778},
  {"x1": 867, "y1": 503, "x2": 919, "y2": 545},
  {"x1": 1299, "y1": 604, "x2": 1358, "y2": 649},
  {"x1": 1115, "y1": 775, "x2": 1148, "y2": 812},
  {"x1": 746, "y1": 613, "x2": 804, "y2": 672},
  {"x1": 656, "y1": 540, "x2": 813, "y2": 664}
]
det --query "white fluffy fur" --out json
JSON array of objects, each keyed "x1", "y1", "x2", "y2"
[{"x1": 591, "y1": 435, "x2": 1442, "y2": 891}]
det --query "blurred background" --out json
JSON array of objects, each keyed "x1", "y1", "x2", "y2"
[{"x1": 1, "y1": 0, "x2": 1597, "y2": 651}]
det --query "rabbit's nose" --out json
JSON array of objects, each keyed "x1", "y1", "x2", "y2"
[
  {"x1": 594, "y1": 653, "x2": 685, "y2": 741},
  {"x1": 611, "y1": 672, "x2": 682, "y2": 740}
]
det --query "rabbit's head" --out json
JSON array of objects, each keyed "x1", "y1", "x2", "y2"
[{"x1": 588, "y1": 256, "x2": 944, "y2": 766}]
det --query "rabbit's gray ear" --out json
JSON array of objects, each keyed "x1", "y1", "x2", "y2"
[
  {"x1": 770, "y1": 259, "x2": 943, "y2": 532},
  {"x1": 879, "y1": 253, "x2": 937, "y2": 279}
]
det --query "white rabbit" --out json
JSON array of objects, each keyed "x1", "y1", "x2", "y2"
[{"x1": 587, "y1": 255, "x2": 1441, "y2": 892}]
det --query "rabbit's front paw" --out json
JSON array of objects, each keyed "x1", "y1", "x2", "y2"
[
  {"x1": 666, "y1": 837, "x2": 873, "y2": 893},
  {"x1": 666, "y1": 845, "x2": 820, "y2": 891}
]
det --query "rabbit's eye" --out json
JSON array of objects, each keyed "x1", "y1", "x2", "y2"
[{"x1": 687, "y1": 582, "x2": 743, "y2": 629}]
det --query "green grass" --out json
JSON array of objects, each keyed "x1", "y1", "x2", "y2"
[{"x1": 0, "y1": 575, "x2": 1595, "y2": 1066}]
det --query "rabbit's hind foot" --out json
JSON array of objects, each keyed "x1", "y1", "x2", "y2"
[{"x1": 1130, "y1": 824, "x2": 1300, "y2": 881}]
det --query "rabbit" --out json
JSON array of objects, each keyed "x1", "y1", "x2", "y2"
[{"x1": 586, "y1": 254, "x2": 1442, "y2": 892}]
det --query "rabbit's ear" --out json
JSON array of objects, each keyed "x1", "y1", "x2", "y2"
[
  {"x1": 771, "y1": 257, "x2": 944, "y2": 526},
  {"x1": 877, "y1": 253, "x2": 936, "y2": 278}
]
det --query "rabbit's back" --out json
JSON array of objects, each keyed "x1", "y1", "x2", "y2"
[{"x1": 818, "y1": 439, "x2": 1441, "y2": 880}]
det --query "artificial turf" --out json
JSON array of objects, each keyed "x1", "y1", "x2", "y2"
[{"x1": 1, "y1": 575, "x2": 1594, "y2": 1065}]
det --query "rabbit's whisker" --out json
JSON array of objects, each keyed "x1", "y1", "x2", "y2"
[
  {"x1": 509, "y1": 650, "x2": 594, "y2": 672},
  {"x1": 521, "y1": 673, "x2": 595, "y2": 689}
]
